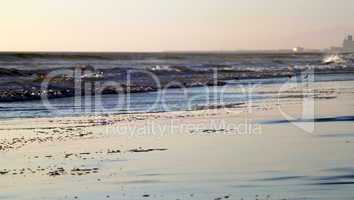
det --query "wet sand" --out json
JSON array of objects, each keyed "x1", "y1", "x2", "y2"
[{"x1": 1, "y1": 80, "x2": 354, "y2": 200}]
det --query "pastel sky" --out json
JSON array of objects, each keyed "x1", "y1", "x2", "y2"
[{"x1": 1, "y1": 0, "x2": 354, "y2": 51}]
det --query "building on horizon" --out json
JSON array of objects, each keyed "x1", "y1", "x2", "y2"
[
  {"x1": 329, "y1": 46, "x2": 342, "y2": 53},
  {"x1": 342, "y1": 34, "x2": 354, "y2": 53},
  {"x1": 326, "y1": 34, "x2": 354, "y2": 53},
  {"x1": 292, "y1": 47, "x2": 304, "y2": 53}
]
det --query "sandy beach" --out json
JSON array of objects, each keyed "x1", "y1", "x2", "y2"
[{"x1": 1, "y1": 79, "x2": 354, "y2": 200}]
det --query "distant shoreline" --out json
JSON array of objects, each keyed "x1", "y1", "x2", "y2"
[{"x1": 0, "y1": 51, "x2": 326, "y2": 56}]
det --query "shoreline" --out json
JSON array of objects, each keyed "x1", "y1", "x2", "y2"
[
  {"x1": 1, "y1": 69, "x2": 354, "y2": 103},
  {"x1": 0, "y1": 71, "x2": 352, "y2": 120},
  {"x1": 1, "y1": 78, "x2": 353, "y2": 145}
]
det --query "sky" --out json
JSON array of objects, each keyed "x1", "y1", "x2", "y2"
[{"x1": 1, "y1": 0, "x2": 354, "y2": 52}]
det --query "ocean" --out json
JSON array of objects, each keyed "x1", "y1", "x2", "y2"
[{"x1": 0, "y1": 52, "x2": 353, "y2": 119}]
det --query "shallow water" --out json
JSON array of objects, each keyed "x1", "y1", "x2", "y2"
[{"x1": 1, "y1": 73, "x2": 353, "y2": 119}]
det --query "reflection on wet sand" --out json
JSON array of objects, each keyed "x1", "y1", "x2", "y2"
[{"x1": 0, "y1": 79, "x2": 354, "y2": 200}]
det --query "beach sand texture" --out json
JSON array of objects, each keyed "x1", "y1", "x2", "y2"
[{"x1": 1, "y1": 80, "x2": 354, "y2": 200}]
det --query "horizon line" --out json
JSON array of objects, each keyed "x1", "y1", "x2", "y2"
[{"x1": 0, "y1": 49, "x2": 324, "y2": 54}]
